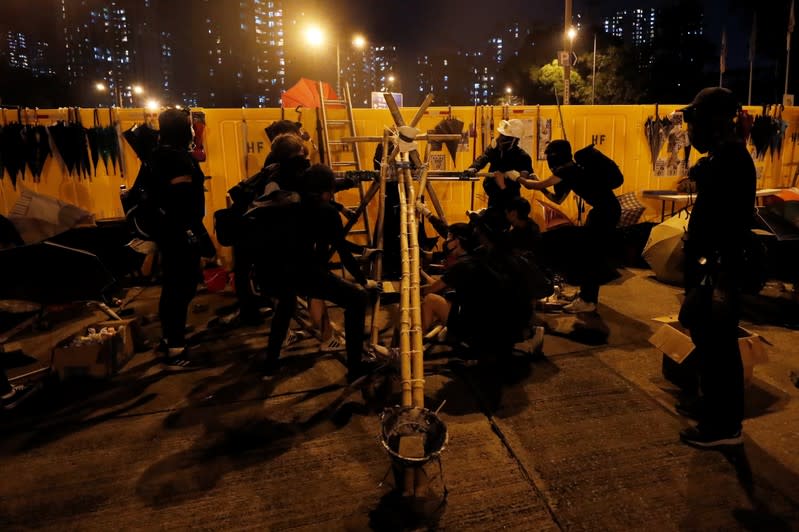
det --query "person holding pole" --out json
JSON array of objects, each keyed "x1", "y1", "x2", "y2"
[{"x1": 464, "y1": 119, "x2": 534, "y2": 216}]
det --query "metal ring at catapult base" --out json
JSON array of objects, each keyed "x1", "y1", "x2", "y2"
[{"x1": 379, "y1": 406, "x2": 448, "y2": 469}]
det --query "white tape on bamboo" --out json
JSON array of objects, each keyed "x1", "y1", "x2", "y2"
[
  {"x1": 404, "y1": 161, "x2": 426, "y2": 409},
  {"x1": 397, "y1": 154, "x2": 412, "y2": 408}
]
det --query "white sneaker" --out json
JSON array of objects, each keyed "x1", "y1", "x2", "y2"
[
  {"x1": 320, "y1": 334, "x2": 346, "y2": 352},
  {"x1": 562, "y1": 298, "x2": 597, "y2": 313},
  {"x1": 282, "y1": 329, "x2": 308, "y2": 348},
  {"x1": 530, "y1": 326, "x2": 545, "y2": 353}
]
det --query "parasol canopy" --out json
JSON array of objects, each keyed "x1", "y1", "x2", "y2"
[
  {"x1": 642, "y1": 213, "x2": 689, "y2": 285},
  {"x1": 0, "y1": 241, "x2": 115, "y2": 304},
  {"x1": 281, "y1": 78, "x2": 338, "y2": 109},
  {"x1": 8, "y1": 187, "x2": 93, "y2": 244}
]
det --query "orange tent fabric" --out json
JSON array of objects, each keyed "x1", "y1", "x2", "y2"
[{"x1": 281, "y1": 78, "x2": 339, "y2": 109}]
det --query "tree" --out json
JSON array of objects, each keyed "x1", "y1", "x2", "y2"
[
  {"x1": 576, "y1": 46, "x2": 644, "y2": 104},
  {"x1": 529, "y1": 59, "x2": 590, "y2": 103}
]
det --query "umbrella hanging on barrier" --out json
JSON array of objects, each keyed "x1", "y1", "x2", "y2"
[
  {"x1": 22, "y1": 124, "x2": 51, "y2": 182},
  {"x1": 49, "y1": 111, "x2": 92, "y2": 178},
  {"x1": 429, "y1": 117, "x2": 464, "y2": 163},
  {"x1": 0, "y1": 122, "x2": 25, "y2": 187},
  {"x1": 644, "y1": 105, "x2": 668, "y2": 170},
  {"x1": 642, "y1": 212, "x2": 690, "y2": 285}
]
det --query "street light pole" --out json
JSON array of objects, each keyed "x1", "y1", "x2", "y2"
[
  {"x1": 564, "y1": 0, "x2": 572, "y2": 105},
  {"x1": 336, "y1": 38, "x2": 341, "y2": 97}
]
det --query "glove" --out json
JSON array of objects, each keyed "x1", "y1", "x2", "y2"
[
  {"x1": 416, "y1": 201, "x2": 432, "y2": 218},
  {"x1": 463, "y1": 167, "x2": 477, "y2": 177},
  {"x1": 341, "y1": 207, "x2": 358, "y2": 221},
  {"x1": 364, "y1": 279, "x2": 383, "y2": 293},
  {"x1": 505, "y1": 170, "x2": 520, "y2": 181}
]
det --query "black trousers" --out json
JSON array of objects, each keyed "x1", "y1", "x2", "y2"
[
  {"x1": 579, "y1": 206, "x2": 620, "y2": 304},
  {"x1": 687, "y1": 284, "x2": 744, "y2": 434},
  {"x1": 267, "y1": 273, "x2": 368, "y2": 377},
  {"x1": 232, "y1": 244, "x2": 260, "y2": 319},
  {"x1": 158, "y1": 243, "x2": 201, "y2": 348}
]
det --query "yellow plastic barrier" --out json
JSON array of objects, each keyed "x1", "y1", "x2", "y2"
[{"x1": 2, "y1": 104, "x2": 796, "y2": 264}]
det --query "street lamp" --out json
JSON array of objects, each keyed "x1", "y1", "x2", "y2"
[
  {"x1": 505, "y1": 86, "x2": 512, "y2": 105},
  {"x1": 564, "y1": 26, "x2": 577, "y2": 105},
  {"x1": 304, "y1": 24, "x2": 368, "y2": 96}
]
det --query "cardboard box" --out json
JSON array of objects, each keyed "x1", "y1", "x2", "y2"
[
  {"x1": 51, "y1": 321, "x2": 138, "y2": 380},
  {"x1": 51, "y1": 335, "x2": 118, "y2": 379},
  {"x1": 649, "y1": 315, "x2": 769, "y2": 384},
  {"x1": 96, "y1": 318, "x2": 140, "y2": 366}
]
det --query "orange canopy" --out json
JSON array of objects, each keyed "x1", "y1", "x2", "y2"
[{"x1": 281, "y1": 78, "x2": 339, "y2": 109}]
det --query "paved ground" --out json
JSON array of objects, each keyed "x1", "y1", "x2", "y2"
[{"x1": 1, "y1": 268, "x2": 798, "y2": 531}]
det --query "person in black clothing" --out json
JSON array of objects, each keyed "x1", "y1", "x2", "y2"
[
  {"x1": 464, "y1": 119, "x2": 534, "y2": 215},
  {"x1": 504, "y1": 196, "x2": 541, "y2": 255},
  {"x1": 517, "y1": 139, "x2": 621, "y2": 313},
  {"x1": 227, "y1": 133, "x2": 310, "y2": 325},
  {"x1": 151, "y1": 108, "x2": 210, "y2": 363},
  {"x1": 677, "y1": 87, "x2": 754, "y2": 448},
  {"x1": 261, "y1": 164, "x2": 378, "y2": 382}
]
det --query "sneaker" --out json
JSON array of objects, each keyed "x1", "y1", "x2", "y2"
[
  {"x1": 562, "y1": 298, "x2": 597, "y2": 314},
  {"x1": 529, "y1": 326, "x2": 545, "y2": 354},
  {"x1": 368, "y1": 344, "x2": 399, "y2": 361},
  {"x1": 679, "y1": 426, "x2": 743, "y2": 448},
  {"x1": 320, "y1": 334, "x2": 346, "y2": 353},
  {"x1": 282, "y1": 329, "x2": 308, "y2": 348},
  {"x1": 1, "y1": 383, "x2": 39, "y2": 410}
]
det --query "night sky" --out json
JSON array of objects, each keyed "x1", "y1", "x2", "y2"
[{"x1": 0, "y1": 0, "x2": 789, "y2": 83}]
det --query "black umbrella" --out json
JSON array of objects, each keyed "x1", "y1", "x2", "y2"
[
  {"x1": 123, "y1": 123, "x2": 159, "y2": 161},
  {"x1": 1, "y1": 122, "x2": 27, "y2": 187},
  {"x1": 0, "y1": 241, "x2": 116, "y2": 304},
  {"x1": 429, "y1": 117, "x2": 464, "y2": 163},
  {"x1": 87, "y1": 126, "x2": 102, "y2": 175},
  {"x1": 22, "y1": 124, "x2": 51, "y2": 182},
  {"x1": 751, "y1": 113, "x2": 774, "y2": 159}
]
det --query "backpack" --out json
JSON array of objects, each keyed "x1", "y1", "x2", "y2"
[
  {"x1": 574, "y1": 144, "x2": 624, "y2": 190},
  {"x1": 121, "y1": 162, "x2": 166, "y2": 241}
]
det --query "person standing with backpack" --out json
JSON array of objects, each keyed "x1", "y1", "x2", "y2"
[
  {"x1": 149, "y1": 108, "x2": 211, "y2": 365},
  {"x1": 516, "y1": 139, "x2": 621, "y2": 313}
]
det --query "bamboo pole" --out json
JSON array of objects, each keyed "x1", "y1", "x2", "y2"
[
  {"x1": 397, "y1": 156, "x2": 413, "y2": 408},
  {"x1": 369, "y1": 132, "x2": 389, "y2": 346},
  {"x1": 404, "y1": 154, "x2": 426, "y2": 408}
]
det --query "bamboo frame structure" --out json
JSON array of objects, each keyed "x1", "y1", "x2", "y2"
[{"x1": 369, "y1": 132, "x2": 390, "y2": 346}]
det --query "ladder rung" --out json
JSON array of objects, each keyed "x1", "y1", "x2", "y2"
[
  {"x1": 326, "y1": 120, "x2": 351, "y2": 126},
  {"x1": 328, "y1": 140, "x2": 352, "y2": 146},
  {"x1": 330, "y1": 161, "x2": 357, "y2": 167},
  {"x1": 324, "y1": 99, "x2": 346, "y2": 105}
]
